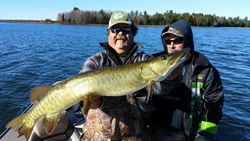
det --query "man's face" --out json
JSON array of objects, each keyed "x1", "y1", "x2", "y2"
[
  {"x1": 108, "y1": 23, "x2": 134, "y2": 55},
  {"x1": 163, "y1": 34, "x2": 184, "y2": 54}
]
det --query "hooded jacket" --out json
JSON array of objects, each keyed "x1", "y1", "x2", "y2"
[{"x1": 152, "y1": 20, "x2": 224, "y2": 141}]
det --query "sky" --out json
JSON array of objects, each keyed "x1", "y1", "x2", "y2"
[{"x1": 0, "y1": 0, "x2": 249, "y2": 20}]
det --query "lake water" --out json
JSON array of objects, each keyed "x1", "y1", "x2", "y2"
[{"x1": 0, "y1": 23, "x2": 249, "y2": 140}]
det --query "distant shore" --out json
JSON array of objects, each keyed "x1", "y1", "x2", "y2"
[
  {"x1": 0, "y1": 19, "x2": 56, "y2": 24},
  {"x1": 1, "y1": 20, "x2": 249, "y2": 28}
]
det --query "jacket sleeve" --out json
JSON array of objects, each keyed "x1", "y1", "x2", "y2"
[
  {"x1": 79, "y1": 56, "x2": 99, "y2": 74},
  {"x1": 198, "y1": 66, "x2": 224, "y2": 140}
]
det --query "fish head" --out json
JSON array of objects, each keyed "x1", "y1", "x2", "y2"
[{"x1": 142, "y1": 48, "x2": 189, "y2": 81}]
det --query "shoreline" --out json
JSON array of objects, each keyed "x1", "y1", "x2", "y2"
[{"x1": 0, "y1": 20, "x2": 249, "y2": 28}]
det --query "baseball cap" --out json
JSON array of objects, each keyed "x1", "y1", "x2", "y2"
[
  {"x1": 162, "y1": 27, "x2": 183, "y2": 37},
  {"x1": 108, "y1": 11, "x2": 132, "y2": 29}
]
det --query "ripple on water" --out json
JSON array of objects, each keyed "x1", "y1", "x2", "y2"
[{"x1": 0, "y1": 24, "x2": 250, "y2": 139}]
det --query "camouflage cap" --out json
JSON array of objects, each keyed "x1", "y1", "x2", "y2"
[
  {"x1": 162, "y1": 27, "x2": 183, "y2": 37},
  {"x1": 108, "y1": 11, "x2": 132, "y2": 29}
]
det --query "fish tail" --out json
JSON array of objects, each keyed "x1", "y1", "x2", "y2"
[{"x1": 6, "y1": 113, "x2": 33, "y2": 140}]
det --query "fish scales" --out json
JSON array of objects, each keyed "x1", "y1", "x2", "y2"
[{"x1": 6, "y1": 48, "x2": 189, "y2": 140}]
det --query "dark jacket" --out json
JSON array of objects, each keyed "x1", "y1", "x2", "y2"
[
  {"x1": 151, "y1": 20, "x2": 224, "y2": 141},
  {"x1": 80, "y1": 42, "x2": 153, "y2": 140}
]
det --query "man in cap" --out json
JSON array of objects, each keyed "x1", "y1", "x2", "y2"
[
  {"x1": 150, "y1": 20, "x2": 224, "y2": 141},
  {"x1": 79, "y1": 10, "x2": 152, "y2": 141}
]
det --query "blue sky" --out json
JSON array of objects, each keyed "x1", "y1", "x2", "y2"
[{"x1": 0, "y1": 0, "x2": 249, "y2": 20}]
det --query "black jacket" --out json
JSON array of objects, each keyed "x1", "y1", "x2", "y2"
[{"x1": 152, "y1": 20, "x2": 224, "y2": 141}]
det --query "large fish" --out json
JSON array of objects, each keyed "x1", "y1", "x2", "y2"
[{"x1": 6, "y1": 48, "x2": 189, "y2": 140}]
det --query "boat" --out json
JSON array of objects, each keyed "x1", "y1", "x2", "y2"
[{"x1": 0, "y1": 103, "x2": 85, "y2": 141}]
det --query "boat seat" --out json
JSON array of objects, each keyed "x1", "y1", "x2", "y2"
[{"x1": 29, "y1": 111, "x2": 76, "y2": 141}]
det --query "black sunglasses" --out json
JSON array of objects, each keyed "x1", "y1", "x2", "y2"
[
  {"x1": 165, "y1": 37, "x2": 183, "y2": 45},
  {"x1": 110, "y1": 27, "x2": 131, "y2": 34}
]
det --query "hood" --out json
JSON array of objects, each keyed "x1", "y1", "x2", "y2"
[{"x1": 161, "y1": 20, "x2": 194, "y2": 53}]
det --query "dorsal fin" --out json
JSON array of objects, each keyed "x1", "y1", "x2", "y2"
[{"x1": 30, "y1": 86, "x2": 52, "y2": 103}]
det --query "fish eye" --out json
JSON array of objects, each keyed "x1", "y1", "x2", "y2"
[{"x1": 161, "y1": 56, "x2": 167, "y2": 60}]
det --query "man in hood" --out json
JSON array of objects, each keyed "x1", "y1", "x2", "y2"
[{"x1": 151, "y1": 20, "x2": 224, "y2": 141}]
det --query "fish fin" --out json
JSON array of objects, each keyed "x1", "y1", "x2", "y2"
[
  {"x1": 30, "y1": 86, "x2": 52, "y2": 103},
  {"x1": 42, "y1": 112, "x2": 62, "y2": 134},
  {"x1": 146, "y1": 80, "x2": 154, "y2": 103},
  {"x1": 81, "y1": 96, "x2": 91, "y2": 116},
  {"x1": 6, "y1": 113, "x2": 33, "y2": 140},
  {"x1": 81, "y1": 96, "x2": 100, "y2": 116}
]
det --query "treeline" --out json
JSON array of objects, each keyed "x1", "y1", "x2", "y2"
[
  {"x1": 57, "y1": 7, "x2": 250, "y2": 27},
  {"x1": 0, "y1": 19, "x2": 52, "y2": 23}
]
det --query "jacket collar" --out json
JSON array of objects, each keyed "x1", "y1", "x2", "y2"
[{"x1": 192, "y1": 51, "x2": 210, "y2": 67}]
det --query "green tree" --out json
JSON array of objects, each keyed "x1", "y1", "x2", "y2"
[{"x1": 57, "y1": 8, "x2": 250, "y2": 27}]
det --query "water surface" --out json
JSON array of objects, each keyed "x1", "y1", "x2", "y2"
[{"x1": 0, "y1": 23, "x2": 249, "y2": 140}]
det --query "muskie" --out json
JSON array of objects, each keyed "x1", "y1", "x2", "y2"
[{"x1": 6, "y1": 48, "x2": 189, "y2": 140}]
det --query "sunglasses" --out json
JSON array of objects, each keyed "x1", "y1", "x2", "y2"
[
  {"x1": 110, "y1": 27, "x2": 131, "y2": 34},
  {"x1": 165, "y1": 37, "x2": 183, "y2": 45}
]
